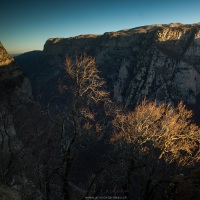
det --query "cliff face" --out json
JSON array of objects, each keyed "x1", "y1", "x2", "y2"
[
  {"x1": 0, "y1": 43, "x2": 37, "y2": 199},
  {"x1": 0, "y1": 42, "x2": 33, "y2": 145},
  {"x1": 0, "y1": 43, "x2": 14, "y2": 66},
  {"x1": 16, "y1": 23, "x2": 200, "y2": 106},
  {"x1": 0, "y1": 42, "x2": 32, "y2": 105}
]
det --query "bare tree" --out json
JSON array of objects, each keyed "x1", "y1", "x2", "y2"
[
  {"x1": 48, "y1": 53, "x2": 110, "y2": 200},
  {"x1": 112, "y1": 99, "x2": 199, "y2": 167},
  {"x1": 111, "y1": 99, "x2": 200, "y2": 199}
]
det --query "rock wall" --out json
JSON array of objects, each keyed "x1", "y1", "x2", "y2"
[
  {"x1": 0, "y1": 42, "x2": 33, "y2": 149},
  {"x1": 16, "y1": 23, "x2": 200, "y2": 107},
  {"x1": 0, "y1": 42, "x2": 32, "y2": 105},
  {"x1": 0, "y1": 43, "x2": 36, "y2": 199}
]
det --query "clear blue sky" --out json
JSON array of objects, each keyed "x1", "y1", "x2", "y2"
[{"x1": 1, "y1": 0, "x2": 200, "y2": 54}]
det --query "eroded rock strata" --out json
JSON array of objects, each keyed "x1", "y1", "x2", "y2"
[{"x1": 22, "y1": 23, "x2": 200, "y2": 107}]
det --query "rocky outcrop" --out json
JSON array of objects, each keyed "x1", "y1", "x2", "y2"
[
  {"x1": 0, "y1": 43, "x2": 14, "y2": 67},
  {"x1": 0, "y1": 184, "x2": 21, "y2": 200},
  {"x1": 0, "y1": 42, "x2": 33, "y2": 152},
  {"x1": 0, "y1": 42, "x2": 32, "y2": 105},
  {"x1": 0, "y1": 43, "x2": 37, "y2": 199},
  {"x1": 15, "y1": 23, "x2": 200, "y2": 107}
]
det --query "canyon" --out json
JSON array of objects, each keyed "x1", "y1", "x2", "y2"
[{"x1": 1, "y1": 22, "x2": 200, "y2": 199}]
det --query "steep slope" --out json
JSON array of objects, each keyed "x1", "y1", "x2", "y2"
[
  {"x1": 0, "y1": 42, "x2": 32, "y2": 105},
  {"x1": 0, "y1": 42, "x2": 33, "y2": 145},
  {"x1": 0, "y1": 43, "x2": 41, "y2": 199},
  {"x1": 16, "y1": 23, "x2": 200, "y2": 107}
]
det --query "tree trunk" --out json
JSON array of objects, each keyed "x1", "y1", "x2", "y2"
[
  {"x1": 62, "y1": 150, "x2": 73, "y2": 200},
  {"x1": 45, "y1": 170, "x2": 51, "y2": 200}
]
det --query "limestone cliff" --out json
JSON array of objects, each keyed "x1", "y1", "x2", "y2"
[
  {"x1": 0, "y1": 42, "x2": 32, "y2": 146},
  {"x1": 16, "y1": 23, "x2": 200, "y2": 107},
  {"x1": 0, "y1": 42, "x2": 32, "y2": 105},
  {"x1": 0, "y1": 43, "x2": 36, "y2": 199}
]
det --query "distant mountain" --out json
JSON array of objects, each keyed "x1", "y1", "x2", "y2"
[
  {"x1": 14, "y1": 50, "x2": 42, "y2": 72},
  {"x1": 10, "y1": 53, "x2": 21, "y2": 57}
]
